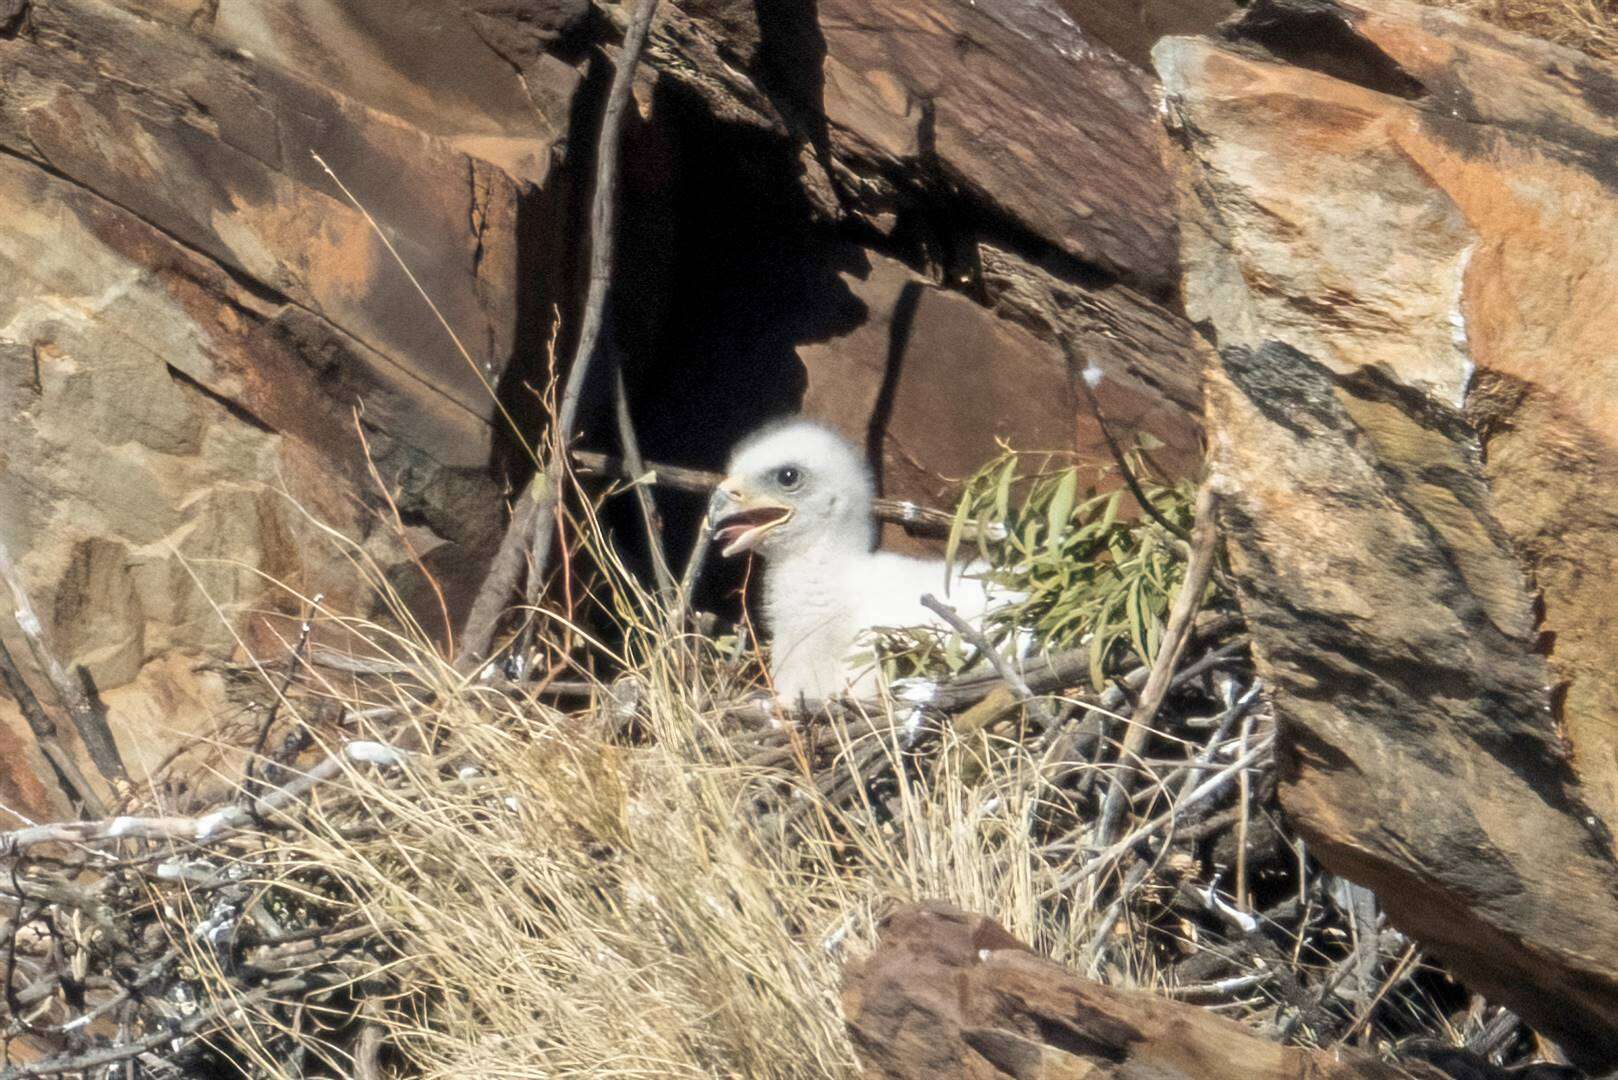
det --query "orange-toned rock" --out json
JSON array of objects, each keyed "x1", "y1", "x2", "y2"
[
  {"x1": 1158, "y1": 0, "x2": 1618, "y2": 1064},
  {"x1": 0, "y1": 0, "x2": 578, "y2": 818}
]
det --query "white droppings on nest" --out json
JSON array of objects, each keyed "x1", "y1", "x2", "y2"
[
  {"x1": 345, "y1": 740, "x2": 410, "y2": 768},
  {"x1": 821, "y1": 916, "x2": 855, "y2": 956},
  {"x1": 1202, "y1": 883, "x2": 1258, "y2": 933},
  {"x1": 893, "y1": 678, "x2": 938, "y2": 747},
  {"x1": 458, "y1": 764, "x2": 484, "y2": 780},
  {"x1": 193, "y1": 809, "x2": 234, "y2": 841}
]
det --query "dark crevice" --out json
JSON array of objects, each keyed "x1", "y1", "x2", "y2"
[
  {"x1": 0, "y1": 0, "x2": 30, "y2": 38},
  {"x1": 164, "y1": 363, "x2": 278, "y2": 435},
  {"x1": 753, "y1": 0, "x2": 847, "y2": 213},
  {"x1": 1223, "y1": 0, "x2": 1428, "y2": 100},
  {"x1": 844, "y1": 161, "x2": 1140, "y2": 305},
  {"x1": 596, "y1": 71, "x2": 871, "y2": 612}
]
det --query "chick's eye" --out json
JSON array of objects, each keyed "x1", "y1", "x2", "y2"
[{"x1": 774, "y1": 466, "x2": 802, "y2": 489}]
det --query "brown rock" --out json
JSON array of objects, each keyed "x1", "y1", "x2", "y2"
[
  {"x1": 815, "y1": 0, "x2": 1177, "y2": 286},
  {"x1": 843, "y1": 901, "x2": 1438, "y2": 1079},
  {"x1": 1158, "y1": 0, "x2": 1618, "y2": 1064},
  {"x1": 647, "y1": 0, "x2": 1207, "y2": 514},
  {"x1": 798, "y1": 253, "x2": 1203, "y2": 523},
  {"x1": 0, "y1": 0, "x2": 574, "y2": 818}
]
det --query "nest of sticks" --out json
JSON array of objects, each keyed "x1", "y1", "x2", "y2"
[{"x1": 0, "y1": 480, "x2": 1564, "y2": 1076}]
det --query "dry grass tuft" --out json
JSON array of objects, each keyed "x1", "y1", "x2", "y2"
[
  {"x1": 1426, "y1": 0, "x2": 1618, "y2": 59},
  {"x1": 270, "y1": 656, "x2": 1071, "y2": 1078}
]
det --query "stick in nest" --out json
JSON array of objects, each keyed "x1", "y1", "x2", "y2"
[
  {"x1": 1095, "y1": 479, "x2": 1220, "y2": 847},
  {"x1": 455, "y1": 0, "x2": 664, "y2": 671},
  {"x1": 920, "y1": 593, "x2": 1056, "y2": 730}
]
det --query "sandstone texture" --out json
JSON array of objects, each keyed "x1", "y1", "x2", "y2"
[
  {"x1": 0, "y1": 0, "x2": 569, "y2": 817},
  {"x1": 1159, "y1": 0, "x2": 1618, "y2": 1063}
]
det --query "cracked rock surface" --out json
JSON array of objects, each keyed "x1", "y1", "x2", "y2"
[{"x1": 1159, "y1": 0, "x2": 1618, "y2": 1063}]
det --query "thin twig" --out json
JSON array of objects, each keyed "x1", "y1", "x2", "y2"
[
  {"x1": 612, "y1": 361, "x2": 677, "y2": 599},
  {"x1": 1082, "y1": 858, "x2": 1151, "y2": 971},
  {"x1": 1335, "y1": 942, "x2": 1422, "y2": 1044},
  {"x1": 352, "y1": 998, "x2": 385, "y2": 1080},
  {"x1": 455, "y1": 0, "x2": 663, "y2": 670},
  {"x1": 1037, "y1": 734, "x2": 1273, "y2": 900},
  {"x1": 244, "y1": 594, "x2": 322, "y2": 799},
  {"x1": 0, "y1": 969, "x2": 344, "y2": 1079},
  {"x1": 1068, "y1": 349, "x2": 1192, "y2": 543},
  {"x1": 1096, "y1": 479, "x2": 1219, "y2": 846},
  {"x1": 1234, "y1": 709, "x2": 1255, "y2": 912},
  {"x1": 674, "y1": 500, "x2": 717, "y2": 628},
  {"x1": 1, "y1": 740, "x2": 412, "y2": 854},
  {"x1": 920, "y1": 594, "x2": 1055, "y2": 730}
]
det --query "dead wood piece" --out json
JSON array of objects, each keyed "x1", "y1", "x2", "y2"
[
  {"x1": 842, "y1": 902, "x2": 1444, "y2": 1079},
  {"x1": 1096, "y1": 479, "x2": 1219, "y2": 845},
  {"x1": 0, "y1": 538, "x2": 128, "y2": 798},
  {"x1": 455, "y1": 0, "x2": 663, "y2": 672},
  {"x1": 611, "y1": 356, "x2": 677, "y2": 600}
]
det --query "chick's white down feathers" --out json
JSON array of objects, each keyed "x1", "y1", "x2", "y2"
[{"x1": 717, "y1": 420, "x2": 1008, "y2": 703}]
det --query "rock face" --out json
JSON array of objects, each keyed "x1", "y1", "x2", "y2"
[
  {"x1": 0, "y1": 0, "x2": 574, "y2": 818},
  {"x1": 842, "y1": 902, "x2": 1438, "y2": 1080},
  {"x1": 1158, "y1": 0, "x2": 1618, "y2": 1063},
  {"x1": 630, "y1": 0, "x2": 1209, "y2": 508}
]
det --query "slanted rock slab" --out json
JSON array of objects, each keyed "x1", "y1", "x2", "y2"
[
  {"x1": 843, "y1": 901, "x2": 1441, "y2": 1079},
  {"x1": 1157, "y1": 0, "x2": 1618, "y2": 1064}
]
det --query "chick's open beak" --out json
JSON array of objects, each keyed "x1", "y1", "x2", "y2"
[{"x1": 711, "y1": 481, "x2": 793, "y2": 557}]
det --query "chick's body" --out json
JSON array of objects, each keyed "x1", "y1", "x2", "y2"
[
  {"x1": 763, "y1": 548, "x2": 995, "y2": 702},
  {"x1": 713, "y1": 420, "x2": 1002, "y2": 703}
]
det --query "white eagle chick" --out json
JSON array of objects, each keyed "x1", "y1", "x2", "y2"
[{"x1": 712, "y1": 419, "x2": 1004, "y2": 704}]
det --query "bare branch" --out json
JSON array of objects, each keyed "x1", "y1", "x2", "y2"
[
  {"x1": 1095, "y1": 479, "x2": 1219, "y2": 846},
  {"x1": 0, "y1": 538, "x2": 126, "y2": 800},
  {"x1": 612, "y1": 362, "x2": 678, "y2": 599},
  {"x1": 920, "y1": 593, "x2": 1056, "y2": 730},
  {"x1": 456, "y1": 0, "x2": 664, "y2": 671},
  {"x1": 1067, "y1": 346, "x2": 1192, "y2": 543}
]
